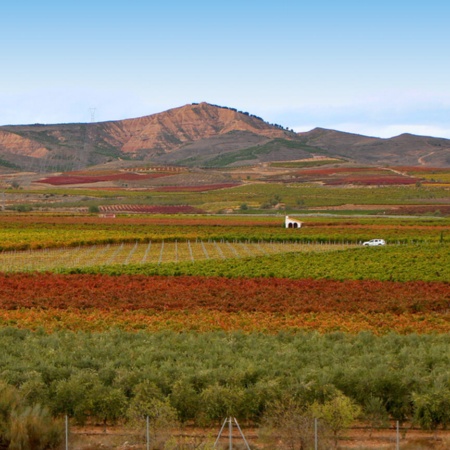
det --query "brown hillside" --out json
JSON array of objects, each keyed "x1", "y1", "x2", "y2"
[
  {"x1": 0, "y1": 103, "x2": 449, "y2": 171},
  {"x1": 0, "y1": 103, "x2": 295, "y2": 171},
  {"x1": 301, "y1": 128, "x2": 450, "y2": 166},
  {"x1": 104, "y1": 102, "x2": 289, "y2": 154},
  {"x1": 0, "y1": 130, "x2": 49, "y2": 158}
]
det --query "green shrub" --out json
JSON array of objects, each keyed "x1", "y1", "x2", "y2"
[{"x1": 0, "y1": 381, "x2": 63, "y2": 450}]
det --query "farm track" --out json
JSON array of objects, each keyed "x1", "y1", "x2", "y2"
[{"x1": 0, "y1": 241, "x2": 354, "y2": 273}]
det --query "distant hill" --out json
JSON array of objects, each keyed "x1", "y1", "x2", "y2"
[
  {"x1": 0, "y1": 102, "x2": 449, "y2": 172},
  {"x1": 300, "y1": 128, "x2": 450, "y2": 167}
]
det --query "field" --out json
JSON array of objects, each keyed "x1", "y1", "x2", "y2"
[
  {"x1": 0, "y1": 170, "x2": 450, "y2": 448},
  {"x1": 0, "y1": 214, "x2": 448, "y2": 251},
  {"x1": 0, "y1": 240, "x2": 354, "y2": 272},
  {"x1": 4, "y1": 165, "x2": 450, "y2": 216}
]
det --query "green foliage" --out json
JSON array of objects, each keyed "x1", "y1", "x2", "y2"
[
  {"x1": 169, "y1": 379, "x2": 200, "y2": 424},
  {"x1": 127, "y1": 380, "x2": 165, "y2": 421},
  {"x1": 199, "y1": 383, "x2": 246, "y2": 424},
  {"x1": 269, "y1": 158, "x2": 344, "y2": 168},
  {"x1": 0, "y1": 381, "x2": 63, "y2": 450},
  {"x1": 53, "y1": 370, "x2": 127, "y2": 425},
  {"x1": 76, "y1": 244, "x2": 450, "y2": 282},
  {"x1": 201, "y1": 139, "x2": 325, "y2": 167},
  {"x1": 8, "y1": 404, "x2": 63, "y2": 450},
  {"x1": 260, "y1": 397, "x2": 331, "y2": 450},
  {"x1": 0, "y1": 158, "x2": 20, "y2": 170},
  {"x1": 0, "y1": 329, "x2": 448, "y2": 429},
  {"x1": 412, "y1": 383, "x2": 450, "y2": 430},
  {"x1": 88, "y1": 205, "x2": 100, "y2": 213},
  {"x1": 128, "y1": 395, "x2": 178, "y2": 448},
  {"x1": 8, "y1": 204, "x2": 33, "y2": 212},
  {"x1": 0, "y1": 381, "x2": 20, "y2": 448},
  {"x1": 363, "y1": 396, "x2": 390, "y2": 434},
  {"x1": 311, "y1": 392, "x2": 361, "y2": 447}
]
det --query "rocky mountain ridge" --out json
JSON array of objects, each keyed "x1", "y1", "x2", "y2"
[{"x1": 0, "y1": 102, "x2": 449, "y2": 171}]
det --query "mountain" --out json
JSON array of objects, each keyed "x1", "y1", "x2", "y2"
[
  {"x1": 300, "y1": 128, "x2": 450, "y2": 166},
  {"x1": 0, "y1": 102, "x2": 449, "y2": 171}
]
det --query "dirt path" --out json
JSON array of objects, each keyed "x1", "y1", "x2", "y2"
[{"x1": 418, "y1": 151, "x2": 436, "y2": 165}]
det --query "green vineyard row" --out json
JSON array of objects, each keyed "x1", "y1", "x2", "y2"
[
  {"x1": 0, "y1": 240, "x2": 353, "y2": 273},
  {"x1": 65, "y1": 243, "x2": 450, "y2": 282}
]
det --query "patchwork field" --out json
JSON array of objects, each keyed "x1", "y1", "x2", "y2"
[
  {"x1": 0, "y1": 184, "x2": 449, "y2": 448},
  {"x1": 3, "y1": 165, "x2": 450, "y2": 216}
]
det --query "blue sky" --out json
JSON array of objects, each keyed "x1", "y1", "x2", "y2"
[{"x1": 1, "y1": 0, "x2": 450, "y2": 138}]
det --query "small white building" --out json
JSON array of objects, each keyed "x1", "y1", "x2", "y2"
[{"x1": 285, "y1": 216, "x2": 302, "y2": 229}]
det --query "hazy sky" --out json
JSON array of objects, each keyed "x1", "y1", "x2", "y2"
[{"x1": 1, "y1": 0, "x2": 449, "y2": 138}]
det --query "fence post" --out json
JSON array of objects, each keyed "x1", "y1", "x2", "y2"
[
  {"x1": 146, "y1": 415, "x2": 150, "y2": 450},
  {"x1": 65, "y1": 415, "x2": 69, "y2": 450},
  {"x1": 314, "y1": 417, "x2": 318, "y2": 450}
]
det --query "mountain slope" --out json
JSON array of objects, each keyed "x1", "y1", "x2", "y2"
[
  {"x1": 0, "y1": 103, "x2": 449, "y2": 171},
  {"x1": 300, "y1": 128, "x2": 450, "y2": 166},
  {"x1": 0, "y1": 103, "x2": 297, "y2": 171}
]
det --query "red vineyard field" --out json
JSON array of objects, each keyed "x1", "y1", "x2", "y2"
[
  {"x1": 0, "y1": 274, "x2": 448, "y2": 333},
  {"x1": 299, "y1": 167, "x2": 386, "y2": 175},
  {"x1": 266, "y1": 166, "x2": 423, "y2": 185},
  {"x1": 37, "y1": 173, "x2": 170, "y2": 185},
  {"x1": 1, "y1": 274, "x2": 449, "y2": 313}
]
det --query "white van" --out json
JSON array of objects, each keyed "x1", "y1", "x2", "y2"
[{"x1": 362, "y1": 239, "x2": 386, "y2": 246}]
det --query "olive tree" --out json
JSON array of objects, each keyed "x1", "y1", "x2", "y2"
[
  {"x1": 311, "y1": 392, "x2": 361, "y2": 449},
  {"x1": 259, "y1": 397, "x2": 330, "y2": 450}
]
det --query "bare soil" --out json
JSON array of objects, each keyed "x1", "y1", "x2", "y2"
[{"x1": 67, "y1": 425, "x2": 450, "y2": 450}]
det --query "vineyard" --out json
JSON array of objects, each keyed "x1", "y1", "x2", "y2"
[
  {"x1": 63, "y1": 243, "x2": 450, "y2": 283},
  {"x1": 37, "y1": 172, "x2": 171, "y2": 185},
  {"x1": 0, "y1": 211, "x2": 449, "y2": 448},
  {"x1": 0, "y1": 240, "x2": 353, "y2": 272},
  {"x1": 1, "y1": 214, "x2": 449, "y2": 251},
  {"x1": 0, "y1": 273, "x2": 448, "y2": 334},
  {"x1": 98, "y1": 205, "x2": 205, "y2": 214},
  {"x1": 7, "y1": 177, "x2": 450, "y2": 214}
]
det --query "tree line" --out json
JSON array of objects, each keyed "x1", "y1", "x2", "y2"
[{"x1": 0, "y1": 328, "x2": 448, "y2": 436}]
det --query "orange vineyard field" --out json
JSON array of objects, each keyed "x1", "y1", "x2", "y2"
[{"x1": 1, "y1": 274, "x2": 448, "y2": 333}]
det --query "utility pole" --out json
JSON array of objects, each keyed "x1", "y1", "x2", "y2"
[{"x1": 89, "y1": 107, "x2": 97, "y2": 123}]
